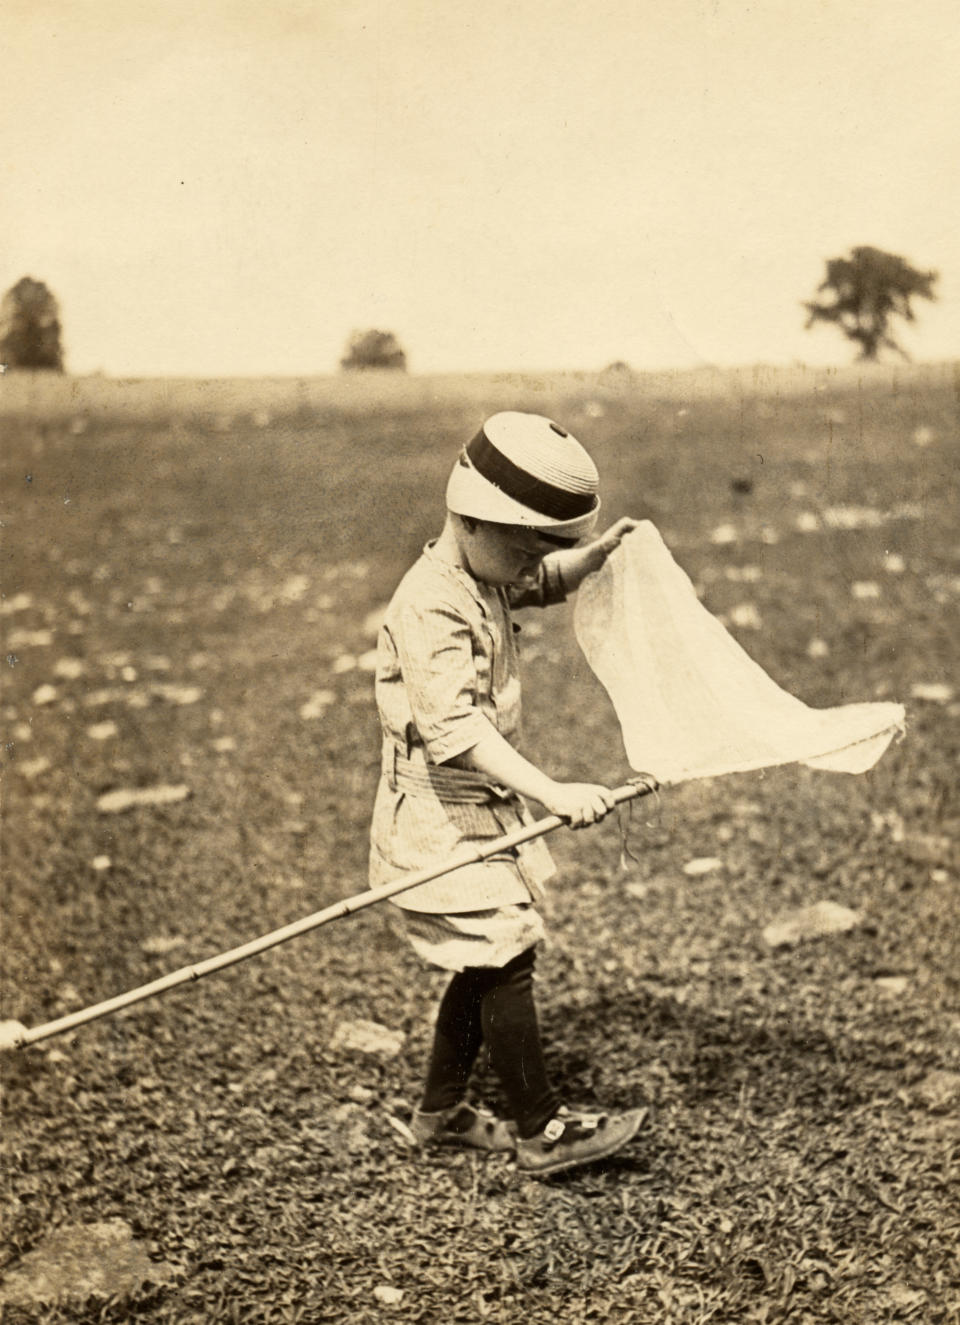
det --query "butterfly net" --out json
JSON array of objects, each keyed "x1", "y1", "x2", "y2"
[{"x1": 573, "y1": 523, "x2": 904, "y2": 786}]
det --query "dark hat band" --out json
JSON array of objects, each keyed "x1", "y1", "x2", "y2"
[{"x1": 465, "y1": 429, "x2": 598, "y2": 522}]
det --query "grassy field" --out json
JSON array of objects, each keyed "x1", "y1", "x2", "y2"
[{"x1": 1, "y1": 364, "x2": 959, "y2": 1323}]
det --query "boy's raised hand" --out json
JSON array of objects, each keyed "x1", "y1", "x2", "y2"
[
  {"x1": 543, "y1": 781, "x2": 618, "y2": 829},
  {"x1": 549, "y1": 518, "x2": 641, "y2": 594},
  {"x1": 594, "y1": 516, "x2": 641, "y2": 560}
]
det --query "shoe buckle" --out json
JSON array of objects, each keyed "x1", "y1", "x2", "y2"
[{"x1": 543, "y1": 1118, "x2": 566, "y2": 1144}]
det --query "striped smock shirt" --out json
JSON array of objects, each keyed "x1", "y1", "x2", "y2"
[{"x1": 369, "y1": 541, "x2": 567, "y2": 914}]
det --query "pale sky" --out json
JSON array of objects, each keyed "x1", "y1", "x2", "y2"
[{"x1": 4, "y1": 0, "x2": 959, "y2": 376}]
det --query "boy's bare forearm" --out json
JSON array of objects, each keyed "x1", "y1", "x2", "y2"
[
  {"x1": 454, "y1": 731, "x2": 617, "y2": 829},
  {"x1": 453, "y1": 730, "x2": 557, "y2": 805},
  {"x1": 548, "y1": 517, "x2": 640, "y2": 593}
]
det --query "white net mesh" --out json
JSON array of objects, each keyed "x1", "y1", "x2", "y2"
[{"x1": 574, "y1": 523, "x2": 904, "y2": 785}]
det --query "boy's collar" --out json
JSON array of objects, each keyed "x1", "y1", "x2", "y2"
[{"x1": 423, "y1": 540, "x2": 498, "y2": 601}]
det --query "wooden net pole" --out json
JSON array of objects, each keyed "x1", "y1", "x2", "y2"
[{"x1": 5, "y1": 777, "x2": 657, "y2": 1050}]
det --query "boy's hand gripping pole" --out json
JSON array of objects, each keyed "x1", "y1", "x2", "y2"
[{"x1": 1, "y1": 776, "x2": 658, "y2": 1051}]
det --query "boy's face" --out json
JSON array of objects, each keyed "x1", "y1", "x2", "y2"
[{"x1": 462, "y1": 520, "x2": 572, "y2": 586}]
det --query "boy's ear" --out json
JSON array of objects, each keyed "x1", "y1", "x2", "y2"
[{"x1": 461, "y1": 516, "x2": 479, "y2": 534}]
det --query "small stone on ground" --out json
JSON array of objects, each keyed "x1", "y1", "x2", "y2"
[
  {"x1": 0, "y1": 1220, "x2": 173, "y2": 1308},
  {"x1": 763, "y1": 900, "x2": 861, "y2": 948},
  {"x1": 331, "y1": 1018, "x2": 405, "y2": 1057}
]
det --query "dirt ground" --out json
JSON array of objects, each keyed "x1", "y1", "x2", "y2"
[{"x1": 2, "y1": 364, "x2": 958, "y2": 1323}]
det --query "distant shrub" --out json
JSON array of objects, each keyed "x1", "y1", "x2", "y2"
[
  {"x1": 0, "y1": 276, "x2": 65, "y2": 371},
  {"x1": 340, "y1": 329, "x2": 407, "y2": 372}
]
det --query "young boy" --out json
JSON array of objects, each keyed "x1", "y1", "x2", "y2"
[{"x1": 370, "y1": 411, "x2": 645, "y2": 1177}]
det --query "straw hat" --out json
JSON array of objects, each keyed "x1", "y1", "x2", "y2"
[{"x1": 445, "y1": 412, "x2": 600, "y2": 539}]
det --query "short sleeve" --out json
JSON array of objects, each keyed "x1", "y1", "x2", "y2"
[{"x1": 391, "y1": 598, "x2": 496, "y2": 764}]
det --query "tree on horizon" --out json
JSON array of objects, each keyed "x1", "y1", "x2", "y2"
[
  {"x1": 0, "y1": 277, "x2": 66, "y2": 371},
  {"x1": 803, "y1": 247, "x2": 937, "y2": 362},
  {"x1": 340, "y1": 329, "x2": 407, "y2": 372}
]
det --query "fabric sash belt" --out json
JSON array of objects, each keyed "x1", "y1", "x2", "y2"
[{"x1": 384, "y1": 747, "x2": 512, "y2": 805}]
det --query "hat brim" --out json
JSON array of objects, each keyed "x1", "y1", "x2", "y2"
[{"x1": 446, "y1": 458, "x2": 600, "y2": 540}]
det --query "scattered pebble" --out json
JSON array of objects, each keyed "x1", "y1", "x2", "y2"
[
  {"x1": 357, "y1": 649, "x2": 379, "y2": 672},
  {"x1": 731, "y1": 800, "x2": 763, "y2": 818},
  {"x1": 83, "y1": 687, "x2": 126, "y2": 707},
  {"x1": 324, "y1": 561, "x2": 369, "y2": 581},
  {"x1": 373, "y1": 1286, "x2": 405, "y2": 1307},
  {"x1": 914, "y1": 1070, "x2": 960, "y2": 1111},
  {"x1": 32, "y1": 684, "x2": 58, "y2": 706},
  {"x1": 87, "y1": 721, "x2": 118, "y2": 741},
  {"x1": 96, "y1": 784, "x2": 191, "y2": 814},
  {"x1": 871, "y1": 809, "x2": 905, "y2": 843},
  {"x1": 0, "y1": 1219, "x2": 173, "y2": 1308},
  {"x1": 874, "y1": 976, "x2": 910, "y2": 995},
  {"x1": 724, "y1": 565, "x2": 762, "y2": 583},
  {"x1": 18, "y1": 757, "x2": 51, "y2": 779},
  {"x1": 8, "y1": 629, "x2": 54, "y2": 648},
  {"x1": 211, "y1": 736, "x2": 237, "y2": 752},
  {"x1": 795, "y1": 512, "x2": 819, "y2": 533},
  {"x1": 0, "y1": 593, "x2": 34, "y2": 615},
  {"x1": 807, "y1": 638, "x2": 830, "y2": 659},
  {"x1": 141, "y1": 935, "x2": 187, "y2": 956},
  {"x1": 683, "y1": 857, "x2": 724, "y2": 877},
  {"x1": 150, "y1": 684, "x2": 203, "y2": 705},
  {"x1": 912, "y1": 425, "x2": 935, "y2": 447},
  {"x1": 54, "y1": 658, "x2": 86, "y2": 679},
  {"x1": 331, "y1": 1019, "x2": 405, "y2": 1058},
  {"x1": 13, "y1": 722, "x2": 33, "y2": 741},
  {"x1": 823, "y1": 506, "x2": 884, "y2": 530},
  {"x1": 882, "y1": 552, "x2": 906, "y2": 574},
  {"x1": 300, "y1": 690, "x2": 336, "y2": 720},
  {"x1": 763, "y1": 901, "x2": 861, "y2": 948},
  {"x1": 278, "y1": 575, "x2": 310, "y2": 604},
  {"x1": 852, "y1": 581, "x2": 881, "y2": 600},
  {"x1": 709, "y1": 524, "x2": 738, "y2": 546},
  {"x1": 332, "y1": 654, "x2": 357, "y2": 674},
  {"x1": 910, "y1": 682, "x2": 954, "y2": 704},
  {"x1": 92, "y1": 856, "x2": 112, "y2": 871},
  {"x1": 729, "y1": 603, "x2": 762, "y2": 630}
]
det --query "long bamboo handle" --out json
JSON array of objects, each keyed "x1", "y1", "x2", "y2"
[{"x1": 4, "y1": 777, "x2": 657, "y2": 1050}]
